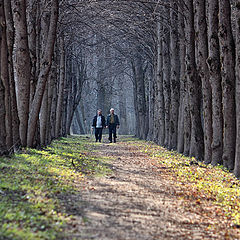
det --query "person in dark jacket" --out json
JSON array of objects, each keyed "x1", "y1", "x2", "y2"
[
  {"x1": 106, "y1": 108, "x2": 120, "y2": 143},
  {"x1": 92, "y1": 109, "x2": 106, "y2": 142}
]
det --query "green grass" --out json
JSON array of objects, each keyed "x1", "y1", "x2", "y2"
[
  {"x1": 133, "y1": 140, "x2": 240, "y2": 227},
  {"x1": 0, "y1": 135, "x2": 112, "y2": 240}
]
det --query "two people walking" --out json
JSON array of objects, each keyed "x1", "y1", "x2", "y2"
[{"x1": 92, "y1": 108, "x2": 120, "y2": 143}]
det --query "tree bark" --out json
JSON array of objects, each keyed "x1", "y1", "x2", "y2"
[
  {"x1": 177, "y1": 6, "x2": 186, "y2": 153},
  {"x1": 27, "y1": 0, "x2": 59, "y2": 147},
  {"x1": 40, "y1": 84, "x2": 48, "y2": 146},
  {"x1": 75, "y1": 107, "x2": 85, "y2": 134},
  {"x1": 194, "y1": 0, "x2": 213, "y2": 163},
  {"x1": 185, "y1": 0, "x2": 204, "y2": 160},
  {"x1": 169, "y1": 0, "x2": 180, "y2": 150},
  {"x1": 4, "y1": 0, "x2": 20, "y2": 147},
  {"x1": 55, "y1": 36, "x2": 65, "y2": 138},
  {"x1": 206, "y1": 0, "x2": 223, "y2": 166},
  {"x1": 12, "y1": 0, "x2": 31, "y2": 147},
  {"x1": 162, "y1": 14, "x2": 171, "y2": 147},
  {"x1": 156, "y1": 22, "x2": 165, "y2": 146},
  {"x1": 234, "y1": 1, "x2": 240, "y2": 178},
  {"x1": 133, "y1": 52, "x2": 148, "y2": 139},
  {"x1": 0, "y1": 0, "x2": 7, "y2": 154},
  {"x1": 218, "y1": 0, "x2": 236, "y2": 170},
  {"x1": 0, "y1": 3, "x2": 13, "y2": 149}
]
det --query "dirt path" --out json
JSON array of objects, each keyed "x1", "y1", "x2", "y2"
[{"x1": 67, "y1": 137, "x2": 238, "y2": 240}]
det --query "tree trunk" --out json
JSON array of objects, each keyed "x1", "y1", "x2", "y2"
[
  {"x1": 218, "y1": 0, "x2": 236, "y2": 170},
  {"x1": 4, "y1": 0, "x2": 20, "y2": 147},
  {"x1": 27, "y1": 0, "x2": 38, "y2": 104},
  {"x1": 177, "y1": 6, "x2": 186, "y2": 153},
  {"x1": 46, "y1": 67, "x2": 55, "y2": 144},
  {"x1": 134, "y1": 52, "x2": 148, "y2": 139},
  {"x1": 0, "y1": 0, "x2": 7, "y2": 154},
  {"x1": 118, "y1": 76, "x2": 128, "y2": 135},
  {"x1": 27, "y1": 0, "x2": 59, "y2": 147},
  {"x1": 234, "y1": 1, "x2": 240, "y2": 178},
  {"x1": 75, "y1": 107, "x2": 85, "y2": 134},
  {"x1": 66, "y1": 60, "x2": 74, "y2": 135},
  {"x1": 12, "y1": 0, "x2": 31, "y2": 147},
  {"x1": 194, "y1": 0, "x2": 213, "y2": 163},
  {"x1": 50, "y1": 62, "x2": 58, "y2": 140},
  {"x1": 0, "y1": 3, "x2": 13, "y2": 150},
  {"x1": 40, "y1": 84, "x2": 48, "y2": 146},
  {"x1": 169, "y1": 0, "x2": 180, "y2": 150},
  {"x1": 156, "y1": 22, "x2": 165, "y2": 145},
  {"x1": 55, "y1": 36, "x2": 65, "y2": 138},
  {"x1": 206, "y1": 0, "x2": 223, "y2": 166},
  {"x1": 148, "y1": 71, "x2": 154, "y2": 141},
  {"x1": 0, "y1": 80, "x2": 6, "y2": 154},
  {"x1": 185, "y1": 0, "x2": 204, "y2": 160},
  {"x1": 162, "y1": 15, "x2": 171, "y2": 147}
]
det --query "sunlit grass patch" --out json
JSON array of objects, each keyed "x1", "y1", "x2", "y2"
[
  {"x1": 0, "y1": 135, "x2": 112, "y2": 240},
  {"x1": 128, "y1": 139, "x2": 240, "y2": 227}
]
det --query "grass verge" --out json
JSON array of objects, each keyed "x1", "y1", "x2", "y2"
[
  {"x1": 127, "y1": 138, "x2": 240, "y2": 229},
  {"x1": 0, "y1": 135, "x2": 111, "y2": 240}
]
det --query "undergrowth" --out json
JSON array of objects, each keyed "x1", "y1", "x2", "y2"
[
  {"x1": 0, "y1": 135, "x2": 111, "y2": 240},
  {"x1": 135, "y1": 140, "x2": 240, "y2": 227}
]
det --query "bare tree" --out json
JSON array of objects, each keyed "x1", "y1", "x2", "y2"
[
  {"x1": 218, "y1": 0, "x2": 236, "y2": 170},
  {"x1": 185, "y1": 0, "x2": 204, "y2": 160},
  {"x1": 234, "y1": 1, "x2": 240, "y2": 178},
  {"x1": 12, "y1": 0, "x2": 31, "y2": 147}
]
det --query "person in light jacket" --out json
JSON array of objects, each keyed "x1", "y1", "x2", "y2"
[
  {"x1": 92, "y1": 109, "x2": 106, "y2": 142},
  {"x1": 106, "y1": 108, "x2": 120, "y2": 143}
]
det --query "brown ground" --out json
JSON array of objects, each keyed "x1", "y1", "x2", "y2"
[{"x1": 63, "y1": 136, "x2": 240, "y2": 240}]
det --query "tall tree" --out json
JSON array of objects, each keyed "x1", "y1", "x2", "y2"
[
  {"x1": 156, "y1": 22, "x2": 165, "y2": 146},
  {"x1": 27, "y1": 0, "x2": 59, "y2": 147},
  {"x1": 169, "y1": 0, "x2": 180, "y2": 150},
  {"x1": 55, "y1": 36, "x2": 65, "y2": 138},
  {"x1": 4, "y1": 0, "x2": 20, "y2": 147},
  {"x1": 162, "y1": 9, "x2": 171, "y2": 147},
  {"x1": 185, "y1": 0, "x2": 204, "y2": 160},
  {"x1": 0, "y1": 0, "x2": 7, "y2": 154},
  {"x1": 206, "y1": 0, "x2": 223, "y2": 166},
  {"x1": 234, "y1": 0, "x2": 240, "y2": 178},
  {"x1": 194, "y1": 0, "x2": 213, "y2": 163},
  {"x1": 218, "y1": 0, "x2": 236, "y2": 170},
  {"x1": 12, "y1": 0, "x2": 31, "y2": 147},
  {"x1": 1, "y1": 2, "x2": 13, "y2": 149},
  {"x1": 177, "y1": 4, "x2": 187, "y2": 153}
]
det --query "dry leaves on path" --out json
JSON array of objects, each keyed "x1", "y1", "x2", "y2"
[{"x1": 63, "y1": 136, "x2": 240, "y2": 240}]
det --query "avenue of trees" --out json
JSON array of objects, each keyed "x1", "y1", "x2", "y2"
[{"x1": 0, "y1": 0, "x2": 240, "y2": 178}]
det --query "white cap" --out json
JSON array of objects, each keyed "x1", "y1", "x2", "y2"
[{"x1": 110, "y1": 108, "x2": 114, "y2": 111}]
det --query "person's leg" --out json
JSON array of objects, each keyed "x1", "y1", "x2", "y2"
[
  {"x1": 99, "y1": 128, "x2": 103, "y2": 142},
  {"x1": 95, "y1": 128, "x2": 99, "y2": 142},
  {"x1": 109, "y1": 126, "x2": 113, "y2": 143},
  {"x1": 113, "y1": 126, "x2": 117, "y2": 143}
]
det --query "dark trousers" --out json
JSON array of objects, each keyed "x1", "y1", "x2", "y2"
[
  {"x1": 108, "y1": 125, "x2": 117, "y2": 142},
  {"x1": 95, "y1": 128, "x2": 103, "y2": 142}
]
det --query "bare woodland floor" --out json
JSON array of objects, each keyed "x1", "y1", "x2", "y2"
[{"x1": 63, "y1": 136, "x2": 240, "y2": 240}]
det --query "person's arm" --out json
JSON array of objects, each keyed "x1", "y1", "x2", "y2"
[
  {"x1": 92, "y1": 116, "x2": 96, "y2": 128},
  {"x1": 102, "y1": 116, "x2": 106, "y2": 128},
  {"x1": 116, "y1": 115, "x2": 120, "y2": 126},
  {"x1": 106, "y1": 115, "x2": 109, "y2": 127}
]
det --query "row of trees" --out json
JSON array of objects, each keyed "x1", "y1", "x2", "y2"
[
  {"x1": 143, "y1": 0, "x2": 240, "y2": 178},
  {"x1": 0, "y1": 0, "x2": 87, "y2": 152},
  {"x1": 71, "y1": 0, "x2": 240, "y2": 178},
  {"x1": 1, "y1": 0, "x2": 240, "y2": 178}
]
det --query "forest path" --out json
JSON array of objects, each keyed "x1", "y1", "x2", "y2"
[{"x1": 67, "y1": 136, "x2": 236, "y2": 240}]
